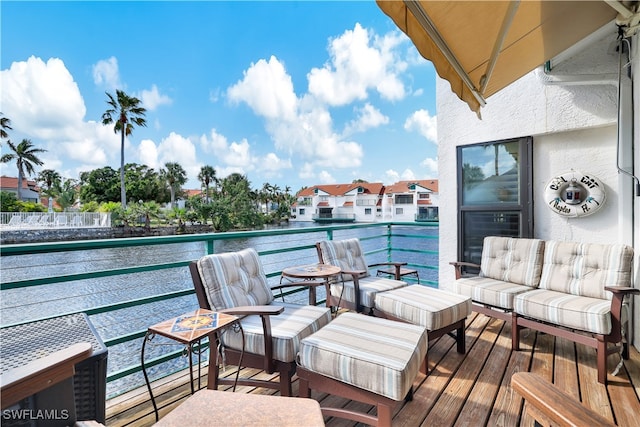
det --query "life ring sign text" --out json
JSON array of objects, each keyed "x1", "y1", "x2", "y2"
[{"x1": 544, "y1": 171, "x2": 606, "y2": 218}]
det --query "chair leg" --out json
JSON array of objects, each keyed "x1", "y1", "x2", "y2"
[
  {"x1": 279, "y1": 366, "x2": 294, "y2": 396},
  {"x1": 597, "y1": 336, "x2": 607, "y2": 384},
  {"x1": 512, "y1": 312, "x2": 520, "y2": 351},
  {"x1": 456, "y1": 321, "x2": 466, "y2": 354},
  {"x1": 377, "y1": 403, "x2": 393, "y2": 427}
]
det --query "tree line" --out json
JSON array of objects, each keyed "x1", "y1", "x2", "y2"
[{"x1": 0, "y1": 90, "x2": 297, "y2": 231}]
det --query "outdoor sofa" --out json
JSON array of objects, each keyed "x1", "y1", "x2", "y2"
[{"x1": 450, "y1": 236, "x2": 638, "y2": 384}]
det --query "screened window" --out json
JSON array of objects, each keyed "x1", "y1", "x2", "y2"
[
  {"x1": 365, "y1": 208, "x2": 372, "y2": 215},
  {"x1": 457, "y1": 137, "x2": 533, "y2": 268}
]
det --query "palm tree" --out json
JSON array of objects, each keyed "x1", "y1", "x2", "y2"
[
  {"x1": 162, "y1": 162, "x2": 187, "y2": 208},
  {"x1": 197, "y1": 165, "x2": 217, "y2": 203},
  {"x1": 37, "y1": 169, "x2": 62, "y2": 197},
  {"x1": 0, "y1": 139, "x2": 46, "y2": 201},
  {"x1": 0, "y1": 113, "x2": 12, "y2": 141},
  {"x1": 101, "y1": 90, "x2": 147, "y2": 209}
]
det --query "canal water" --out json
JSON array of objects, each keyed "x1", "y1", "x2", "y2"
[{"x1": 1, "y1": 223, "x2": 438, "y2": 397}]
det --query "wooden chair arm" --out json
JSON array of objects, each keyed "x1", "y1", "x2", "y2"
[
  {"x1": 219, "y1": 305, "x2": 284, "y2": 316},
  {"x1": 272, "y1": 280, "x2": 325, "y2": 305},
  {"x1": 449, "y1": 261, "x2": 481, "y2": 279},
  {"x1": 605, "y1": 286, "x2": 639, "y2": 342},
  {"x1": 0, "y1": 342, "x2": 93, "y2": 410},
  {"x1": 368, "y1": 262, "x2": 407, "y2": 280},
  {"x1": 511, "y1": 372, "x2": 615, "y2": 427},
  {"x1": 605, "y1": 285, "x2": 640, "y2": 295}
]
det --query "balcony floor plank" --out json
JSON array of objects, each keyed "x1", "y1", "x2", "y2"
[{"x1": 105, "y1": 313, "x2": 640, "y2": 427}]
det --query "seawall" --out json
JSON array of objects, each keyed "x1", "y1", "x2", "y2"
[{"x1": 0, "y1": 225, "x2": 215, "y2": 245}]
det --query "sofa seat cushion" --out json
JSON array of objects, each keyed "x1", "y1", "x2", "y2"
[
  {"x1": 514, "y1": 289, "x2": 612, "y2": 335},
  {"x1": 374, "y1": 285, "x2": 471, "y2": 331},
  {"x1": 452, "y1": 276, "x2": 534, "y2": 310},
  {"x1": 480, "y1": 236, "x2": 545, "y2": 287},
  {"x1": 297, "y1": 312, "x2": 428, "y2": 401},
  {"x1": 222, "y1": 301, "x2": 332, "y2": 363},
  {"x1": 331, "y1": 276, "x2": 407, "y2": 309}
]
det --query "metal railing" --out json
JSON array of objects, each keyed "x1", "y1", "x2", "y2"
[
  {"x1": 0, "y1": 212, "x2": 111, "y2": 228},
  {"x1": 0, "y1": 222, "x2": 438, "y2": 397}
]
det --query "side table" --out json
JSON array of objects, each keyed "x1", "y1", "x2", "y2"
[
  {"x1": 141, "y1": 308, "x2": 242, "y2": 421},
  {"x1": 376, "y1": 266, "x2": 420, "y2": 283},
  {"x1": 281, "y1": 263, "x2": 341, "y2": 309}
]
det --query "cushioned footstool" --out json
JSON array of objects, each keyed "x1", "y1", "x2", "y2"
[
  {"x1": 297, "y1": 312, "x2": 428, "y2": 427},
  {"x1": 374, "y1": 285, "x2": 472, "y2": 355}
]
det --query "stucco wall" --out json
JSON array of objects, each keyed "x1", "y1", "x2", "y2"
[
  {"x1": 436, "y1": 27, "x2": 639, "y2": 348},
  {"x1": 437, "y1": 75, "x2": 618, "y2": 287}
]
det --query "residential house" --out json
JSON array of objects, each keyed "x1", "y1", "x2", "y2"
[
  {"x1": 376, "y1": 2, "x2": 640, "y2": 349},
  {"x1": 382, "y1": 180, "x2": 439, "y2": 222},
  {"x1": 291, "y1": 183, "x2": 384, "y2": 223},
  {"x1": 0, "y1": 176, "x2": 41, "y2": 203},
  {"x1": 291, "y1": 180, "x2": 439, "y2": 223}
]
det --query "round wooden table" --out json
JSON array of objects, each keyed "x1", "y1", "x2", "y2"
[
  {"x1": 281, "y1": 264, "x2": 341, "y2": 309},
  {"x1": 281, "y1": 263, "x2": 341, "y2": 280}
]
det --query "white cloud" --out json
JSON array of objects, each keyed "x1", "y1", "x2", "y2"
[
  {"x1": 227, "y1": 56, "x2": 297, "y2": 121},
  {"x1": 343, "y1": 103, "x2": 389, "y2": 136},
  {"x1": 299, "y1": 163, "x2": 315, "y2": 180},
  {"x1": 138, "y1": 139, "x2": 159, "y2": 170},
  {"x1": 92, "y1": 56, "x2": 121, "y2": 90},
  {"x1": 137, "y1": 84, "x2": 172, "y2": 111},
  {"x1": 1, "y1": 56, "x2": 118, "y2": 175},
  {"x1": 421, "y1": 157, "x2": 438, "y2": 175},
  {"x1": 258, "y1": 153, "x2": 292, "y2": 176},
  {"x1": 404, "y1": 109, "x2": 437, "y2": 144},
  {"x1": 198, "y1": 128, "x2": 258, "y2": 177},
  {"x1": 401, "y1": 168, "x2": 416, "y2": 180},
  {"x1": 318, "y1": 170, "x2": 335, "y2": 184},
  {"x1": 155, "y1": 132, "x2": 199, "y2": 181},
  {"x1": 307, "y1": 23, "x2": 406, "y2": 106}
]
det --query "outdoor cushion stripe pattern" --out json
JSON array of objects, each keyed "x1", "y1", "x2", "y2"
[
  {"x1": 451, "y1": 276, "x2": 533, "y2": 310},
  {"x1": 297, "y1": 312, "x2": 427, "y2": 401},
  {"x1": 539, "y1": 241, "x2": 633, "y2": 299},
  {"x1": 317, "y1": 238, "x2": 371, "y2": 277},
  {"x1": 318, "y1": 239, "x2": 407, "y2": 308},
  {"x1": 196, "y1": 248, "x2": 274, "y2": 309},
  {"x1": 222, "y1": 302, "x2": 332, "y2": 362},
  {"x1": 374, "y1": 285, "x2": 471, "y2": 330},
  {"x1": 331, "y1": 276, "x2": 407, "y2": 308},
  {"x1": 514, "y1": 289, "x2": 614, "y2": 334},
  {"x1": 479, "y1": 237, "x2": 545, "y2": 288}
]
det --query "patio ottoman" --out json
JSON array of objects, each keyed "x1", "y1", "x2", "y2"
[
  {"x1": 374, "y1": 285, "x2": 471, "y2": 355},
  {"x1": 297, "y1": 312, "x2": 428, "y2": 427}
]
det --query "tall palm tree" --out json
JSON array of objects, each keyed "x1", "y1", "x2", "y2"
[
  {"x1": 101, "y1": 90, "x2": 147, "y2": 209},
  {"x1": 162, "y1": 162, "x2": 187, "y2": 208},
  {"x1": 37, "y1": 169, "x2": 62, "y2": 197},
  {"x1": 0, "y1": 113, "x2": 12, "y2": 141},
  {"x1": 0, "y1": 139, "x2": 46, "y2": 201},
  {"x1": 198, "y1": 165, "x2": 217, "y2": 203}
]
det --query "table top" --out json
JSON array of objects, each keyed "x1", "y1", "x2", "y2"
[
  {"x1": 281, "y1": 263, "x2": 341, "y2": 279},
  {"x1": 148, "y1": 308, "x2": 238, "y2": 344}
]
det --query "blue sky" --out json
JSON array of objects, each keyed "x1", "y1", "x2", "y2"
[{"x1": 1, "y1": 1, "x2": 438, "y2": 193}]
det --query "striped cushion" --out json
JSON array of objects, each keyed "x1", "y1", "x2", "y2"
[
  {"x1": 297, "y1": 312, "x2": 427, "y2": 400},
  {"x1": 331, "y1": 276, "x2": 407, "y2": 309},
  {"x1": 539, "y1": 241, "x2": 633, "y2": 299},
  {"x1": 452, "y1": 276, "x2": 533, "y2": 310},
  {"x1": 480, "y1": 237, "x2": 545, "y2": 288},
  {"x1": 374, "y1": 285, "x2": 471, "y2": 331},
  {"x1": 222, "y1": 302, "x2": 332, "y2": 362},
  {"x1": 196, "y1": 248, "x2": 274, "y2": 309},
  {"x1": 317, "y1": 239, "x2": 371, "y2": 277},
  {"x1": 514, "y1": 289, "x2": 615, "y2": 334}
]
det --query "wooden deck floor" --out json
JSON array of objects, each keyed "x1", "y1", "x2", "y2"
[{"x1": 106, "y1": 313, "x2": 640, "y2": 426}]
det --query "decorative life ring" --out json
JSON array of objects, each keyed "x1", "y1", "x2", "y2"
[{"x1": 544, "y1": 170, "x2": 606, "y2": 218}]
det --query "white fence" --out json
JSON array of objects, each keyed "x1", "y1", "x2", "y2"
[{"x1": 0, "y1": 212, "x2": 111, "y2": 229}]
